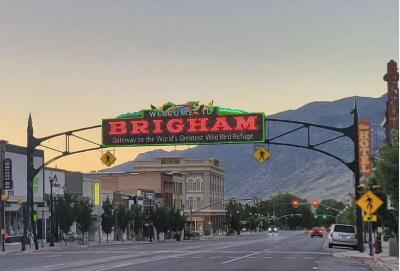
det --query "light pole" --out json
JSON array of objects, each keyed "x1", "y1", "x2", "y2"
[
  {"x1": 147, "y1": 194, "x2": 153, "y2": 242},
  {"x1": 49, "y1": 175, "x2": 56, "y2": 247}
]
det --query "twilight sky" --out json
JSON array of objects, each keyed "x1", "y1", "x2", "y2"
[{"x1": 0, "y1": 0, "x2": 398, "y2": 172}]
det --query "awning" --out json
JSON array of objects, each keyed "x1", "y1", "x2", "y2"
[{"x1": 5, "y1": 204, "x2": 22, "y2": 212}]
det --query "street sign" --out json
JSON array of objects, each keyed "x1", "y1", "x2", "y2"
[
  {"x1": 356, "y1": 191, "x2": 383, "y2": 215},
  {"x1": 363, "y1": 214, "x2": 377, "y2": 222},
  {"x1": 100, "y1": 151, "x2": 116, "y2": 167},
  {"x1": 253, "y1": 146, "x2": 270, "y2": 164}
]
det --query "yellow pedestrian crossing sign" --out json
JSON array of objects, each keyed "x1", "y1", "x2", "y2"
[
  {"x1": 253, "y1": 146, "x2": 270, "y2": 164},
  {"x1": 356, "y1": 190, "x2": 383, "y2": 215},
  {"x1": 363, "y1": 214, "x2": 377, "y2": 222},
  {"x1": 100, "y1": 151, "x2": 116, "y2": 167}
]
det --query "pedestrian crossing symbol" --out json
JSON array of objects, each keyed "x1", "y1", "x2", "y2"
[
  {"x1": 356, "y1": 191, "x2": 383, "y2": 215},
  {"x1": 253, "y1": 146, "x2": 270, "y2": 164},
  {"x1": 100, "y1": 151, "x2": 117, "y2": 167}
]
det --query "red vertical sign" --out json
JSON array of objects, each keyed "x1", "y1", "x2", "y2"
[{"x1": 358, "y1": 120, "x2": 371, "y2": 177}]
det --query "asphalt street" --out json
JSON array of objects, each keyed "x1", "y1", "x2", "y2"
[{"x1": 0, "y1": 231, "x2": 373, "y2": 271}]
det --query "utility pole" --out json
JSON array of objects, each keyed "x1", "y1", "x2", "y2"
[{"x1": 352, "y1": 102, "x2": 364, "y2": 252}]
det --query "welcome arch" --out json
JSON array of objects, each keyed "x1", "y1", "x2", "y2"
[{"x1": 24, "y1": 101, "x2": 364, "y2": 252}]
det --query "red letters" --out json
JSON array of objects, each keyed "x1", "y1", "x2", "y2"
[
  {"x1": 187, "y1": 118, "x2": 209, "y2": 132},
  {"x1": 152, "y1": 119, "x2": 163, "y2": 134},
  {"x1": 234, "y1": 116, "x2": 258, "y2": 131},
  {"x1": 108, "y1": 121, "x2": 127, "y2": 135},
  {"x1": 167, "y1": 119, "x2": 184, "y2": 133},
  {"x1": 210, "y1": 117, "x2": 233, "y2": 132},
  {"x1": 130, "y1": 120, "x2": 149, "y2": 134}
]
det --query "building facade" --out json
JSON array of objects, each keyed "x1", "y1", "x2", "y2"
[{"x1": 133, "y1": 157, "x2": 225, "y2": 235}]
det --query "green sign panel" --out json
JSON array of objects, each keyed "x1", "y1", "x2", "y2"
[{"x1": 102, "y1": 101, "x2": 265, "y2": 147}]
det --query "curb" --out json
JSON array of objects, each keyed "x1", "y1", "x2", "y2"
[{"x1": 333, "y1": 252, "x2": 397, "y2": 271}]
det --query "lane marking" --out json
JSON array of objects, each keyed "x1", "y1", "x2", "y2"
[
  {"x1": 211, "y1": 256, "x2": 222, "y2": 259},
  {"x1": 303, "y1": 257, "x2": 315, "y2": 260},
  {"x1": 283, "y1": 256, "x2": 296, "y2": 259},
  {"x1": 264, "y1": 256, "x2": 276, "y2": 259},
  {"x1": 313, "y1": 268, "x2": 331, "y2": 270},
  {"x1": 221, "y1": 252, "x2": 259, "y2": 264}
]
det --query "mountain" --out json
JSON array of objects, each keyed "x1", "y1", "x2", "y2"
[{"x1": 106, "y1": 95, "x2": 387, "y2": 201}]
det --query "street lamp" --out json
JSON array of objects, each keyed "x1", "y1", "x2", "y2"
[
  {"x1": 147, "y1": 194, "x2": 153, "y2": 242},
  {"x1": 49, "y1": 175, "x2": 57, "y2": 247}
]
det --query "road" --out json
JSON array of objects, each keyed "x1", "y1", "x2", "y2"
[{"x1": 0, "y1": 231, "x2": 372, "y2": 271}]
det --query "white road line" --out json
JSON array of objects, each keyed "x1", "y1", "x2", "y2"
[
  {"x1": 221, "y1": 252, "x2": 259, "y2": 264},
  {"x1": 313, "y1": 267, "x2": 331, "y2": 270},
  {"x1": 283, "y1": 256, "x2": 296, "y2": 259},
  {"x1": 191, "y1": 256, "x2": 203, "y2": 259},
  {"x1": 264, "y1": 256, "x2": 276, "y2": 259},
  {"x1": 303, "y1": 257, "x2": 315, "y2": 260},
  {"x1": 211, "y1": 256, "x2": 222, "y2": 259}
]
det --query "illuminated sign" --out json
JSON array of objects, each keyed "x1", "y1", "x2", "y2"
[
  {"x1": 102, "y1": 101, "x2": 265, "y2": 147},
  {"x1": 3, "y1": 158, "x2": 12, "y2": 190},
  {"x1": 358, "y1": 120, "x2": 371, "y2": 176},
  {"x1": 93, "y1": 182, "x2": 100, "y2": 206}
]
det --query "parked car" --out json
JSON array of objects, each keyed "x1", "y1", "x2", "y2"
[
  {"x1": 309, "y1": 227, "x2": 324, "y2": 238},
  {"x1": 328, "y1": 224, "x2": 357, "y2": 249}
]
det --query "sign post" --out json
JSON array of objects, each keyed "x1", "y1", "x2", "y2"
[{"x1": 356, "y1": 191, "x2": 383, "y2": 257}]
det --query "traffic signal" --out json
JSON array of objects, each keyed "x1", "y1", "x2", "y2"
[
  {"x1": 323, "y1": 214, "x2": 326, "y2": 219},
  {"x1": 291, "y1": 199, "x2": 300, "y2": 208},
  {"x1": 314, "y1": 215, "x2": 318, "y2": 219},
  {"x1": 312, "y1": 200, "x2": 319, "y2": 208}
]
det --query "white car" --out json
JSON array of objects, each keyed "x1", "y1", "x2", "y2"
[{"x1": 328, "y1": 224, "x2": 357, "y2": 249}]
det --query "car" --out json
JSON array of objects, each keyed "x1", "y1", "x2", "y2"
[
  {"x1": 328, "y1": 224, "x2": 357, "y2": 249},
  {"x1": 268, "y1": 226, "x2": 278, "y2": 233},
  {"x1": 309, "y1": 227, "x2": 324, "y2": 238}
]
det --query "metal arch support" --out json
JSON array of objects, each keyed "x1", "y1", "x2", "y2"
[
  {"x1": 264, "y1": 118, "x2": 357, "y2": 173},
  {"x1": 24, "y1": 119, "x2": 102, "y2": 251},
  {"x1": 264, "y1": 142, "x2": 353, "y2": 172}
]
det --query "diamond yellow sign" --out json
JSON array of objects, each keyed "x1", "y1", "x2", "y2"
[
  {"x1": 253, "y1": 146, "x2": 270, "y2": 164},
  {"x1": 100, "y1": 151, "x2": 116, "y2": 167},
  {"x1": 356, "y1": 190, "x2": 383, "y2": 215}
]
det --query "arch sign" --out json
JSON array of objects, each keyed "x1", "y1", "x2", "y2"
[{"x1": 102, "y1": 101, "x2": 265, "y2": 147}]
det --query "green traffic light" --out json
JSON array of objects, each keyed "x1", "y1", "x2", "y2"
[{"x1": 323, "y1": 215, "x2": 326, "y2": 219}]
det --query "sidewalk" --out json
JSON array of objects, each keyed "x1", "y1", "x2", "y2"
[{"x1": 333, "y1": 240, "x2": 399, "y2": 271}]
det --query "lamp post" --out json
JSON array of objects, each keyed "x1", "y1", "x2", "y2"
[
  {"x1": 147, "y1": 194, "x2": 153, "y2": 242},
  {"x1": 49, "y1": 175, "x2": 56, "y2": 247}
]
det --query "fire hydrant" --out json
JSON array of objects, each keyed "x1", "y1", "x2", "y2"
[{"x1": 374, "y1": 233, "x2": 382, "y2": 254}]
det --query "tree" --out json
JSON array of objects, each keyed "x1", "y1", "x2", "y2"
[
  {"x1": 151, "y1": 206, "x2": 169, "y2": 240},
  {"x1": 315, "y1": 199, "x2": 345, "y2": 227},
  {"x1": 131, "y1": 205, "x2": 145, "y2": 240},
  {"x1": 336, "y1": 203, "x2": 356, "y2": 225},
  {"x1": 75, "y1": 197, "x2": 93, "y2": 245},
  {"x1": 169, "y1": 208, "x2": 186, "y2": 240},
  {"x1": 373, "y1": 143, "x2": 399, "y2": 227},
  {"x1": 226, "y1": 200, "x2": 243, "y2": 235},
  {"x1": 115, "y1": 204, "x2": 131, "y2": 243},
  {"x1": 101, "y1": 197, "x2": 114, "y2": 244},
  {"x1": 55, "y1": 194, "x2": 76, "y2": 245}
]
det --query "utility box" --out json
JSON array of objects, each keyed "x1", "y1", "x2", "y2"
[{"x1": 388, "y1": 238, "x2": 399, "y2": 257}]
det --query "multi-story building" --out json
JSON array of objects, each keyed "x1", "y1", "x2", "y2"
[{"x1": 133, "y1": 157, "x2": 225, "y2": 235}]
